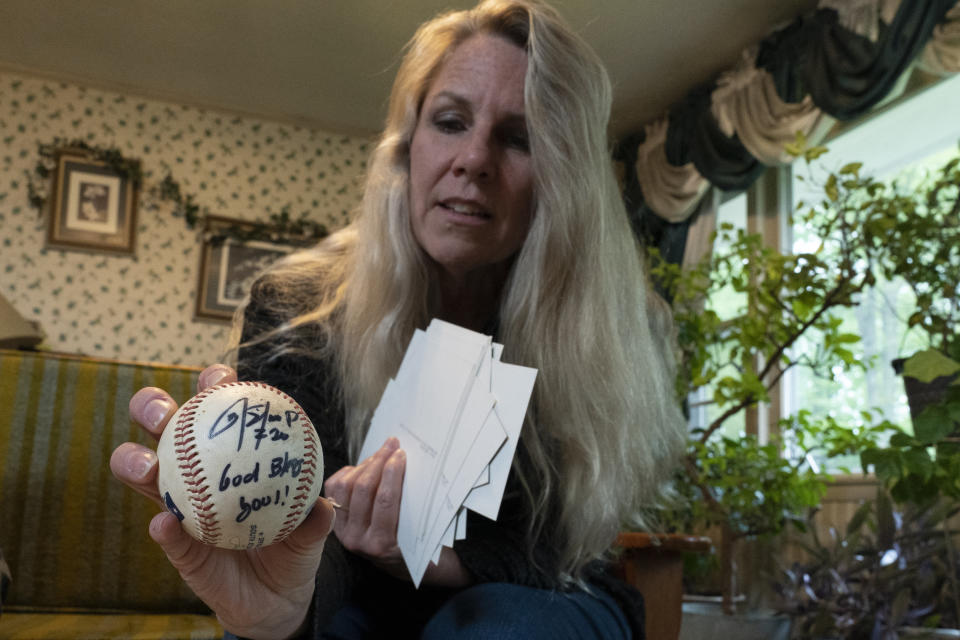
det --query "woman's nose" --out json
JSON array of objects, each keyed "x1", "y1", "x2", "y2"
[{"x1": 452, "y1": 131, "x2": 495, "y2": 180}]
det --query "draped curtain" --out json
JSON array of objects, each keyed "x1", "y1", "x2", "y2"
[{"x1": 616, "y1": 0, "x2": 960, "y2": 265}]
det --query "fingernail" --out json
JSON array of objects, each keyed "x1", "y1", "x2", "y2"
[
  {"x1": 128, "y1": 450, "x2": 157, "y2": 479},
  {"x1": 145, "y1": 398, "x2": 175, "y2": 431},
  {"x1": 386, "y1": 437, "x2": 400, "y2": 450},
  {"x1": 201, "y1": 365, "x2": 231, "y2": 389}
]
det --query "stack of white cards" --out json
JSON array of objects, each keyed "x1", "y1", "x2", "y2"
[{"x1": 358, "y1": 319, "x2": 537, "y2": 587}]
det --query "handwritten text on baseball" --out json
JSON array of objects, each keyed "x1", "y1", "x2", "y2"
[{"x1": 209, "y1": 395, "x2": 300, "y2": 452}]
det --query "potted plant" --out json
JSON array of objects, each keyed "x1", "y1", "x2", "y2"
[
  {"x1": 766, "y1": 145, "x2": 960, "y2": 638},
  {"x1": 820, "y1": 145, "x2": 960, "y2": 429},
  {"x1": 792, "y1": 145, "x2": 960, "y2": 506},
  {"x1": 866, "y1": 151, "x2": 960, "y2": 485},
  {"x1": 773, "y1": 405, "x2": 960, "y2": 638},
  {"x1": 651, "y1": 144, "x2": 891, "y2": 620},
  {"x1": 774, "y1": 489, "x2": 960, "y2": 639},
  {"x1": 868, "y1": 151, "x2": 960, "y2": 371},
  {"x1": 648, "y1": 137, "x2": 960, "y2": 633}
]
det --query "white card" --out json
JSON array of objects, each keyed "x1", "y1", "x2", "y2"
[
  {"x1": 359, "y1": 321, "x2": 537, "y2": 587},
  {"x1": 462, "y1": 360, "x2": 536, "y2": 520}
]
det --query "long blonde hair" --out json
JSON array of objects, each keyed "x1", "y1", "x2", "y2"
[{"x1": 237, "y1": 0, "x2": 686, "y2": 582}]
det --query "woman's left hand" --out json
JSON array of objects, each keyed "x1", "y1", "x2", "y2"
[{"x1": 323, "y1": 437, "x2": 408, "y2": 579}]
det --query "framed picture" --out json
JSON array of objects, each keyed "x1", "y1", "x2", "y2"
[
  {"x1": 47, "y1": 151, "x2": 138, "y2": 254},
  {"x1": 195, "y1": 217, "x2": 296, "y2": 322}
]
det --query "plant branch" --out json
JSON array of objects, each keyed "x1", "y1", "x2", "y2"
[{"x1": 684, "y1": 452, "x2": 726, "y2": 518}]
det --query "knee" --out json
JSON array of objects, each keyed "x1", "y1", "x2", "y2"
[{"x1": 421, "y1": 583, "x2": 549, "y2": 640}]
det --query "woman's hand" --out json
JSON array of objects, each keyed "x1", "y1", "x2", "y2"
[
  {"x1": 324, "y1": 438, "x2": 474, "y2": 588},
  {"x1": 323, "y1": 438, "x2": 408, "y2": 579},
  {"x1": 110, "y1": 364, "x2": 336, "y2": 640}
]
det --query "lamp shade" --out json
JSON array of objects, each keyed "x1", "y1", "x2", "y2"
[{"x1": 0, "y1": 294, "x2": 44, "y2": 349}]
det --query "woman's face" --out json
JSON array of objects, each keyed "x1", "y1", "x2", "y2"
[{"x1": 408, "y1": 33, "x2": 534, "y2": 282}]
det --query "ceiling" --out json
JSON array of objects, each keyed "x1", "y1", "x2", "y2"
[{"x1": 0, "y1": 0, "x2": 817, "y2": 140}]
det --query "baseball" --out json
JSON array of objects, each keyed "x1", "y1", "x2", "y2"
[{"x1": 156, "y1": 381, "x2": 323, "y2": 550}]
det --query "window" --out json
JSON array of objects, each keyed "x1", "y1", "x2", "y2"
[
  {"x1": 687, "y1": 192, "x2": 748, "y2": 440},
  {"x1": 785, "y1": 74, "x2": 960, "y2": 472},
  {"x1": 687, "y1": 74, "x2": 960, "y2": 471}
]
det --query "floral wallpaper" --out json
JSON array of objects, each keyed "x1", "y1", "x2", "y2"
[{"x1": 0, "y1": 70, "x2": 371, "y2": 366}]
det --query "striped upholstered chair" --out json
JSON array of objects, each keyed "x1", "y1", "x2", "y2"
[{"x1": 0, "y1": 348, "x2": 222, "y2": 639}]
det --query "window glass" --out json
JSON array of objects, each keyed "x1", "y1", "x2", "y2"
[
  {"x1": 687, "y1": 192, "x2": 748, "y2": 439},
  {"x1": 786, "y1": 74, "x2": 960, "y2": 472}
]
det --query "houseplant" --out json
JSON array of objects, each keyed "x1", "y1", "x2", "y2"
[
  {"x1": 774, "y1": 489, "x2": 960, "y2": 639},
  {"x1": 863, "y1": 151, "x2": 960, "y2": 504},
  {"x1": 796, "y1": 146, "x2": 960, "y2": 506},
  {"x1": 868, "y1": 151, "x2": 960, "y2": 368},
  {"x1": 768, "y1": 147, "x2": 960, "y2": 637},
  {"x1": 651, "y1": 144, "x2": 891, "y2": 617},
  {"x1": 650, "y1": 136, "x2": 960, "y2": 627}
]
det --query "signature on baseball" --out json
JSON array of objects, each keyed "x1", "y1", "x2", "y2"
[
  {"x1": 208, "y1": 395, "x2": 302, "y2": 452},
  {"x1": 204, "y1": 393, "x2": 311, "y2": 524}
]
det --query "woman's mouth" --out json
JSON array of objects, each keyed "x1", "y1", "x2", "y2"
[{"x1": 440, "y1": 201, "x2": 492, "y2": 220}]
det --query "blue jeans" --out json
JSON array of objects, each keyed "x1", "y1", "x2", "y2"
[{"x1": 322, "y1": 582, "x2": 633, "y2": 640}]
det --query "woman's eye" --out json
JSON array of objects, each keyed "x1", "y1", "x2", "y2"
[
  {"x1": 505, "y1": 131, "x2": 530, "y2": 152},
  {"x1": 434, "y1": 117, "x2": 466, "y2": 133}
]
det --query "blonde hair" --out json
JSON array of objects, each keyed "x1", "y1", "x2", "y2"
[{"x1": 237, "y1": 0, "x2": 686, "y2": 582}]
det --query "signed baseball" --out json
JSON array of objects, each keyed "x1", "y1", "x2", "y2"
[{"x1": 156, "y1": 381, "x2": 323, "y2": 550}]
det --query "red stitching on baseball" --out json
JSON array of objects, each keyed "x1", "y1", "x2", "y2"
[
  {"x1": 170, "y1": 387, "x2": 224, "y2": 546},
  {"x1": 168, "y1": 381, "x2": 322, "y2": 547},
  {"x1": 267, "y1": 399, "x2": 319, "y2": 543}
]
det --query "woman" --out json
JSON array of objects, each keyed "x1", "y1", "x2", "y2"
[{"x1": 112, "y1": 1, "x2": 687, "y2": 638}]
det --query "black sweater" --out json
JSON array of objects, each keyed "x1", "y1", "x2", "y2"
[{"x1": 236, "y1": 289, "x2": 645, "y2": 639}]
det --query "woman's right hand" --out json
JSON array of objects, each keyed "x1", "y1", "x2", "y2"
[
  {"x1": 110, "y1": 364, "x2": 336, "y2": 640},
  {"x1": 323, "y1": 438, "x2": 408, "y2": 579}
]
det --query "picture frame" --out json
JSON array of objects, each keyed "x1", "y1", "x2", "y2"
[
  {"x1": 195, "y1": 216, "x2": 297, "y2": 322},
  {"x1": 47, "y1": 150, "x2": 138, "y2": 254}
]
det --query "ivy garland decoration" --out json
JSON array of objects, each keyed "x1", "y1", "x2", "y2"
[
  {"x1": 157, "y1": 175, "x2": 327, "y2": 247},
  {"x1": 28, "y1": 138, "x2": 329, "y2": 246},
  {"x1": 27, "y1": 138, "x2": 144, "y2": 212}
]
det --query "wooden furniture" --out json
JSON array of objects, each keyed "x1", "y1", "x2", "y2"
[{"x1": 614, "y1": 532, "x2": 712, "y2": 640}]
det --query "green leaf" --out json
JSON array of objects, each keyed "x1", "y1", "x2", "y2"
[
  {"x1": 790, "y1": 296, "x2": 813, "y2": 320},
  {"x1": 913, "y1": 405, "x2": 955, "y2": 444},
  {"x1": 903, "y1": 349, "x2": 960, "y2": 383},
  {"x1": 839, "y1": 162, "x2": 863, "y2": 176},
  {"x1": 825, "y1": 174, "x2": 839, "y2": 201},
  {"x1": 833, "y1": 347, "x2": 856, "y2": 365},
  {"x1": 804, "y1": 145, "x2": 829, "y2": 161},
  {"x1": 784, "y1": 130, "x2": 806, "y2": 157},
  {"x1": 862, "y1": 448, "x2": 900, "y2": 482},
  {"x1": 950, "y1": 399, "x2": 960, "y2": 423},
  {"x1": 845, "y1": 500, "x2": 871, "y2": 535},
  {"x1": 903, "y1": 447, "x2": 932, "y2": 478},
  {"x1": 889, "y1": 432, "x2": 914, "y2": 447}
]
